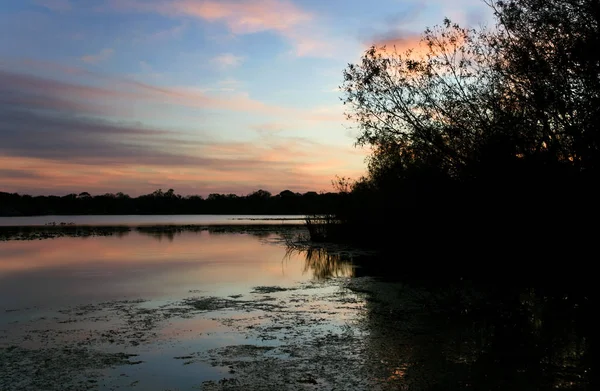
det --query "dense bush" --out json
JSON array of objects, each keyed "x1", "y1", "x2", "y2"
[{"x1": 315, "y1": 0, "x2": 600, "y2": 259}]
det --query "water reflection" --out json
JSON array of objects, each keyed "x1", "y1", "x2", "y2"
[
  {"x1": 0, "y1": 214, "x2": 305, "y2": 227},
  {"x1": 285, "y1": 243, "x2": 595, "y2": 390},
  {"x1": 134, "y1": 226, "x2": 288, "y2": 242},
  {"x1": 0, "y1": 230, "x2": 313, "y2": 310},
  {"x1": 285, "y1": 246, "x2": 355, "y2": 280},
  {"x1": 0, "y1": 224, "x2": 301, "y2": 242},
  {"x1": 359, "y1": 279, "x2": 595, "y2": 390},
  {"x1": 2, "y1": 230, "x2": 595, "y2": 390}
]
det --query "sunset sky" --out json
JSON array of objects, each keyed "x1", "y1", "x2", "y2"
[{"x1": 0, "y1": 0, "x2": 493, "y2": 196}]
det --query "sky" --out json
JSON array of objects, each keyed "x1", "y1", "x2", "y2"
[{"x1": 0, "y1": 0, "x2": 494, "y2": 196}]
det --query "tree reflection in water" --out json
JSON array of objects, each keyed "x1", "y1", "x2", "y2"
[
  {"x1": 288, "y1": 243, "x2": 596, "y2": 390},
  {"x1": 285, "y1": 245, "x2": 355, "y2": 280},
  {"x1": 362, "y1": 283, "x2": 595, "y2": 390}
]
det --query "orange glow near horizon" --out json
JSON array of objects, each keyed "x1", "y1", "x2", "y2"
[
  {"x1": 0, "y1": 0, "x2": 492, "y2": 196},
  {"x1": 1, "y1": 143, "x2": 367, "y2": 197}
]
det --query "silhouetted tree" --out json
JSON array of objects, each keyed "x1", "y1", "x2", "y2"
[
  {"x1": 334, "y1": 0, "x2": 600, "y2": 256},
  {"x1": 248, "y1": 189, "x2": 272, "y2": 199},
  {"x1": 278, "y1": 190, "x2": 297, "y2": 197},
  {"x1": 0, "y1": 189, "x2": 343, "y2": 216}
]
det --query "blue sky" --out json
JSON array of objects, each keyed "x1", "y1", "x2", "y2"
[{"x1": 0, "y1": 0, "x2": 493, "y2": 196}]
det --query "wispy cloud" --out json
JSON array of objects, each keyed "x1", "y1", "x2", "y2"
[
  {"x1": 212, "y1": 53, "x2": 244, "y2": 69},
  {"x1": 108, "y1": 0, "x2": 311, "y2": 32},
  {"x1": 0, "y1": 61, "x2": 348, "y2": 130},
  {"x1": 0, "y1": 59, "x2": 365, "y2": 196},
  {"x1": 0, "y1": 168, "x2": 45, "y2": 180},
  {"x1": 0, "y1": 106, "x2": 364, "y2": 195},
  {"x1": 33, "y1": 0, "x2": 71, "y2": 11},
  {"x1": 80, "y1": 48, "x2": 114, "y2": 64},
  {"x1": 108, "y1": 0, "x2": 334, "y2": 57},
  {"x1": 167, "y1": 0, "x2": 312, "y2": 35},
  {"x1": 0, "y1": 66, "x2": 289, "y2": 117}
]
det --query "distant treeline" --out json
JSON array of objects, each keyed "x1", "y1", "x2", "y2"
[{"x1": 0, "y1": 189, "x2": 342, "y2": 216}]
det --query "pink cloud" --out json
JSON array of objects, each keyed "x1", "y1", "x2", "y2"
[
  {"x1": 109, "y1": 0, "x2": 333, "y2": 57},
  {"x1": 0, "y1": 137, "x2": 366, "y2": 196},
  {"x1": 0, "y1": 59, "x2": 365, "y2": 196},
  {"x1": 367, "y1": 31, "x2": 467, "y2": 60},
  {"x1": 373, "y1": 34, "x2": 423, "y2": 52},
  {"x1": 172, "y1": 0, "x2": 312, "y2": 35},
  {"x1": 109, "y1": 0, "x2": 311, "y2": 33}
]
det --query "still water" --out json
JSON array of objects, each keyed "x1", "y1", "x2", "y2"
[
  {"x1": 0, "y1": 228, "x2": 364, "y2": 390},
  {"x1": 0, "y1": 214, "x2": 305, "y2": 227},
  {"x1": 0, "y1": 228, "x2": 594, "y2": 390},
  {"x1": 0, "y1": 229, "x2": 330, "y2": 310}
]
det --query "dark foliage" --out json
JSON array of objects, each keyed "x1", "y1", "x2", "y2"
[
  {"x1": 318, "y1": 0, "x2": 600, "y2": 260},
  {"x1": 285, "y1": 243, "x2": 597, "y2": 389},
  {"x1": 0, "y1": 189, "x2": 343, "y2": 216}
]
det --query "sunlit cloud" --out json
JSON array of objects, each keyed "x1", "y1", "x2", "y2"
[
  {"x1": 168, "y1": 0, "x2": 312, "y2": 35},
  {"x1": 0, "y1": 61, "x2": 365, "y2": 196},
  {"x1": 356, "y1": 0, "x2": 492, "y2": 59},
  {"x1": 372, "y1": 33, "x2": 423, "y2": 53},
  {"x1": 80, "y1": 48, "x2": 114, "y2": 64},
  {"x1": 366, "y1": 31, "x2": 426, "y2": 58},
  {"x1": 0, "y1": 137, "x2": 366, "y2": 196},
  {"x1": 0, "y1": 0, "x2": 496, "y2": 200},
  {"x1": 108, "y1": 0, "x2": 334, "y2": 57}
]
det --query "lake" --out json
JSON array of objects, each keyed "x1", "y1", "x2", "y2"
[
  {"x1": 0, "y1": 214, "x2": 305, "y2": 227},
  {"x1": 0, "y1": 224, "x2": 594, "y2": 390},
  {"x1": 1, "y1": 226, "x2": 373, "y2": 390}
]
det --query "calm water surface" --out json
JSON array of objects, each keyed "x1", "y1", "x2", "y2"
[
  {"x1": 0, "y1": 229, "x2": 362, "y2": 390},
  {"x1": 0, "y1": 229, "x2": 594, "y2": 390},
  {"x1": 0, "y1": 214, "x2": 305, "y2": 227},
  {"x1": 0, "y1": 230, "x2": 327, "y2": 310}
]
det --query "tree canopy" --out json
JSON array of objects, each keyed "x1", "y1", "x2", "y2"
[
  {"x1": 335, "y1": 0, "x2": 600, "y2": 253},
  {"x1": 0, "y1": 189, "x2": 342, "y2": 216},
  {"x1": 344, "y1": 0, "x2": 600, "y2": 183}
]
